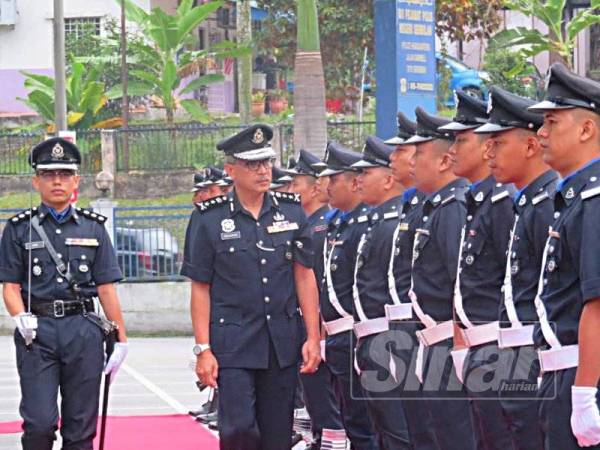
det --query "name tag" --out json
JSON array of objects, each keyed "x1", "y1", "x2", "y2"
[
  {"x1": 267, "y1": 221, "x2": 299, "y2": 234},
  {"x1": 312, "y1": 224, "x2": 328, "y2": 233},
  {"x1": 221, "y1": 231, "x2": 241, "y2": 240},
  {"x1": 24, "y1": 241, "x2": 45, "y2": 250},
  {"x1": 65, "y1": 238, "x2": 99, "y2": 247}
]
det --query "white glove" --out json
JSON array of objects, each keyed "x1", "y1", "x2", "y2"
[
  {"x1": 13, "y1": 313, "x2": 38, "y2": 344},
  {"x1": 104, "y1": 342, "x2": 129, "y2": 383},
  {"x1": 320, "y1": 339, "x2": 326, "y2": 362},
  {"x1": 450, "y1": 348, "x2": 468, "y2": 384},
  {"x1": 571, "y1": 386, "x2": 600, "y2": 447}
]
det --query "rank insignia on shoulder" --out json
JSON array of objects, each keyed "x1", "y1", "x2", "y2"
[
  {"x1": 196, "y1": 195, "x2": 228, "y2": 212},
  {"x1": 10, "y1": 207, "x2": 38, "y2": 223},
  {"x1": 76, "y1": 208, "x2": 107, "y2": 223},
  {"x1": 491, "y1": 190, "x2": 510, "y2": 203},
  {"x1": 532, "y1": 191, "x2": 550, "y2": 205},
  {"x1": 441, "y1": 194, "x2": 456, "y2": 205},
  {"x1": 357, "y1": 215, "x2": 369, "y2": 223},
  {"x1": 383, "y1": 211, "x2": 399, "y2": 220},
  {"x1": 581, "y1": 185, "x2": 600, "y2": 200},
  {"x1": 271, "y1": 191, "x2": 301, "y2": 203}
]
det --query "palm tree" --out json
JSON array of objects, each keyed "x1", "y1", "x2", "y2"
[
  {"x1": 237, "y1": 0, "x2": 252, "y2": 124},
  {"x1": 293, "y1": 0, "x2": 327, "y2": 158}
]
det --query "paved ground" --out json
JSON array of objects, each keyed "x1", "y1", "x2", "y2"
[{"x1": 0, "y1": 337, "x2": 213, "y2": 449}]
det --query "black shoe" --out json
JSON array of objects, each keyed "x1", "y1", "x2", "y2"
[
  {"x1": 189, "y1": 402, "x2": 212, "y2": 417},
  {"x1": 291, "y1": 431, "x2": 304, "y2": 447},
  {"x1": 196, "y1": 410, "x2": 219, "y2": 424},
  {"x1": 208, "y1": 420, "x2": 219, "y2": 431},
  {"x1": 304, "y1": 439, "x2": 321, "y2": 450}
]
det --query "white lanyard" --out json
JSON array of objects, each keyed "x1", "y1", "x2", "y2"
[
  {"x1": 453, "y1": 226, "x2": 474, "y2": 328},
  {"x1": 324, "y1": 237, "x2": 353, "y2": 319},
  {"x1": 502, "y1": 216, "x2": 523, "y2": 327}
]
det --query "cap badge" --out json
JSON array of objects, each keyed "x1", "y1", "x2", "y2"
[
  {"x1": 51, "y1": 143, "x2": 65, "y2": 159},
  {"x1": 252, "y1": 128, "x2": 265, "y2": 144},
  {"x1": 487, "y1": 93, "x2": 493, "y2": 114},
  {"x1": 221, "y1": 219, "x2": 236, "y2": 233}
]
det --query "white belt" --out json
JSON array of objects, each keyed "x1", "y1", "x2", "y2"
[
  {"x1": 460, "y1": 321, "x2": 499, "y2": 347},
  {"x1": 415, "y1": 320, "x2": 454, "y2": 347},
  {"x1": 538, "y1": 344, "x2": 579, "y2": 372},
  {"x1": 353, "y1": 316, "x2": 389, "y2": 338},
  {"x1": 323, "y1": 316, "x2": 354, "y2": 335},
  {"x1": 385, "y1": 303, "x2": 413, "y2": 321},
  {"x1": 498, "y1": 324, "x2": 534, "y2": 348}
]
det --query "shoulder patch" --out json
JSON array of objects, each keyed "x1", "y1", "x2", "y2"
[
  {"x1": 441, "y1": 194, "x2": 456, "y2": 205},
  {"x1": 195, "y1": 195, "x2": 228, "y2": 213},
  {"x1": 75, "y1": 207, "x2": 107, "y2": 224},
  {"x1": 582, "y1": 185, "x2": 600, "y2": 201},
  {"x1": 491, "y1": 190, "x2": 510, "y2": 203},
  {"x1": 532, "y1": 191, "x2": 550, "y2": 205},
  {"x1": 9, "y1": 207, "x2": 38, "y2": 224},
  {"x1": 357, "y1": 215, "x2": 369, "y2": 223},
  {"x1": 271, "y1": 191, "x2": 301, "y2": 204}
]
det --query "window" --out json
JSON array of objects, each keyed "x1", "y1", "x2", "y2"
[{"x1": 64, "y1": 17, "x2": 102, "y2": 39}]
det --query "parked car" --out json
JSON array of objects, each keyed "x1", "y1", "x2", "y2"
[
  {"x1": 437, "y1": 53, "x2": 490, "y2": 107},
  {"x1": 115, "y1": 227, "x2": 181, "y2": 279}
]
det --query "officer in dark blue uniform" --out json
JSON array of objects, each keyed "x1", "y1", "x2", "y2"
[
  {"x1": 386, "y1": 113, "x2": 440, "y2": 450},
  {"x1": 350, "y1": 135, "x2": 412, "y2": 449},
  {"x1": 288, "y1": 149, "x2": 344, "y2": 449},
  {"x1": 474, "y1": 86, "x2": 553, "y2": 449},
  {"x1": 0, "y1": 137, "x2": 128, "y2": 450},
  {"x1": 271, "y1": 166, "x2": 293, "y2": 192},
  {"x1": 318, "y1": 142, "x2": 380, "y2": 450},
  {"x1": 528, "y1": 64, "x2": 600, "y2": 450},
  {"x1": 181, "y1": 124, "x2": 321, "y2": 450},
  {"x1": 404, "y1": 107, "x2": 477, "y2": 450},
  {"x1": 439, "y1": 89, "x2": 516, "y2": 449}
]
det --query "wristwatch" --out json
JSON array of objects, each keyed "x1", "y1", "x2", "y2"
[{"x1": 193, "y1": 343, "x2": 211, "y2": 356}]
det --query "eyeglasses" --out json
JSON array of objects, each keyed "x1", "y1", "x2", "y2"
[
  {"x1": 36, "y1": 170, "x2": 76, "y2": 180},
  {"x1": 238, "y1": 157, "x2": 276, "y2": 172}
]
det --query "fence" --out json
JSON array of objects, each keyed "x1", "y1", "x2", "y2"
[{"x1": 0, "y1": 121, "x2": 376, "y2": 175}]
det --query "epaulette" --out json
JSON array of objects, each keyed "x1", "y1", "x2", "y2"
[
  {"x1": 195, "y1": 195, "x2": 228, "y2": 212},
  {"x1": 581, "y1": 179, "x2": 600, "y2": 200},
  {"x1": 532, "y1": 191, "x2": 550, "y2": 205},
  {"x1": 76, "y1": 207, "x2": 107, "y2": 223},
  {"x1": 491, "y1": 183, "x2": 515, "y2": 204},
  {"x1": 270, "y1": 191, "x2": 301, "y2": 204},
  {"x1": 441, "y1": 194, "x2": 456, "y2": 205},
  {"x1": 9, "y1": 207, "x2": 38, "y2": 224}
]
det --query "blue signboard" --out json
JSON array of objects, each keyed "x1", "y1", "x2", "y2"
[{"x1": 375, "y1": 0, "x2": 437, "y2": 139}]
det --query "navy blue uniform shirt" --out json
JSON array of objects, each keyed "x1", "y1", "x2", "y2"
[
  {"x1": 181, "y1": 190, "x2": 313, "y2": 369},
  {"x1": 412, "y1": 179, "x2": 468, "y2": 322},
  {"x1": 502, "y1": 170, "x2": 558, "y2": 326},
  {"x1": 306, "y1": 204, "x2": 331, "y2": 297},
  {"x1": 0, "y1": 203, "x2": 122, "y2": 302},
  {"x1": 354, "y1": 196, "x2": 403, "y2": 320},
  {"x1": 535, "y1": 159, "x2": 600, "y2": 347},
  {"x1": 320, "y1": 204, "x2": 370, "y2": 323},
  {"x1": 393, "y1": 189, "x2": 426, "y2": 302},
  {"x1": 459, "y1": 176, "x2": 516, "y2": 324}
]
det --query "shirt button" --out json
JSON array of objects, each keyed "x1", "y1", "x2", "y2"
[
  {"x1": 219, "y1": 318, "x2": 224, "y2": 323},
  {"x1": 57, "y1": 277, "x2": 64, "y2": 283},
  {"x1": 543, "y1": 278, "x2": 548, "y2": 285},
  {"x1": 57, "y1": 253, "x2": 62, "y2": 259},
  {"x1": 55, "y1": 229, "x2": 61, "y2": 234},
  {"x1": 422, "y1": 216, "x2": 428, "y2": 222},
  {"x1": 229, "y1": 247, "x2": 234, "y2": 253},
  {"x1": 467, "y1": 215, "x2": 473, "y2": 221},
  {"x1": 257, "y1": 222, "x2": 261, "y2": 227},
  {"x1": 266, "y1": 315, "x2": 271, "y2": 320},
  {"x1": 554, "y1": 212, "x2": 560, "y2": 219},
  {"x1": 81, "y1": 255, "x2": 87, "y2": 260},
  {"x1": 262, "y1": 277, "x2": 268, "y2": 284},
  {"x1": 264, "y1": 296, "x2": 270, "y2": 303},
  {"x1": 259, "y1": 240, "x2": 264, "y2": 245},
  {"x1": 549, "y1": 246, "x2": 555, "y2": 254},
  {"x1": 261, "y1": 259, "x2": 267, "y2": 265}
]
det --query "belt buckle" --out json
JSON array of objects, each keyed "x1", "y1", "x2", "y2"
[{"x1": 53, "y1": 300, "x2": 65, "y2": 318}]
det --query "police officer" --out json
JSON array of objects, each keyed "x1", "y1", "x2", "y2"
[
  {"x1": 351, "y1": 135, "x2": 412, "y2": 449},
  {"x1": 191, "y1": 172, "x2": 209, "y2": 203},
  {"x1": 440, "y1": 89, "x2": 516, "y2": 449},
  {"x1": 182, "y1": 124, "x2": 321, "y2": 450},
  {"x1": 288, "y1": 148, "x2": 344, "y2": 449},
  {"x1": 474, "y1": 86, "x2": 553, "y2": 450},
  {"x1": 319, "y1": 142, "x2": 380, "y2": 450},
  {"x1": 0, "y1": 137, "x2": 128, "y2": 450},
  {"x1": 271, "y1": 166, "x2": 293, "y2": 192},
  {"x1": 527, "y1": 64, "x2": 600, "y2": 449},
  {"x1": 404, "y1": 107, "x2": 477, "y2": 450},
  {"x1": 386, "y1": 112, "x2": 440, "y2": 450}
]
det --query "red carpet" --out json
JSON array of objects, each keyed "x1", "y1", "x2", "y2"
[{"x1": 0, "y1": 415, "x2": 219, "y2": 450}]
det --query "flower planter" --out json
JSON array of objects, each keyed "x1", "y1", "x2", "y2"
[
  {"x1": 251, "y1": 101, "x2": 265, "y2": 117},
  {"x1": 268, "y1": 99, "x2": 288, "y2": 114},
  {"x1": 326, "y1": 98, "x2": 343, "y2": 113}
]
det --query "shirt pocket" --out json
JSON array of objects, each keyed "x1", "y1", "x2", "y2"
[
  {"x1": 68, "y1": 247, "x2": 97, "y2": 285},
  {"x1": 214, "y1": 240, "x2": 250, "y2": 277},
  {"x1": 269, "y1": 233, "x2": 294, "y2": 264},
  {"x1": 463, "y1": 228, "x2": 488, "y2": 270},
  {"x1": 210, "y1": 305, "x2": 243, "y2": 354}
]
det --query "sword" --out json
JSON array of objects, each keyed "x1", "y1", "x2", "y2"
[{"x1": 99, "y1": 326, "x2": 117, "y2": 450}]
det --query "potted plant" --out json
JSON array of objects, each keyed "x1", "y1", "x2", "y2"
[
  {"x1": 267, "y1": 89, "x2": 289, "y2": 114},
  {"x1": 326, "y1": 83, "x2": 345, "y2": 114},
  {"x1": 251, "y1": 90, "x2": 266, "y2": 117}
]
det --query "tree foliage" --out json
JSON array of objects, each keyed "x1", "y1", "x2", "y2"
[{"x1": 436, "y1": 0, "x2": 504, "y2": 44}]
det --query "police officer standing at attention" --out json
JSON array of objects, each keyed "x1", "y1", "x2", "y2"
[
  {"x1": 288, "y1": 148, "x2": 344, "y2": 450},
  {"x1": 474, "y1": 86, "x2": 552, "y2": 450},
  {"x1": 386, "y1": 112, "x2": 440, "y2": 450},
  {"x1": 350, "y1": 135, "x2": 412, "y2": 449},
  {"x1": 404, "y1": 107, "x2": 477, "y2": 450},
  {"x1": 527, "y1": 64, "x2": 600, "y2": 450},
  {"x1": 0, "y1": 137, "x2": 128, "y2": 450},
  {"x1": 440, "y1": 89, "x2": 516, "y2": 449},
  {"x1": 181, "y1": 124, "x2": 321, "y2": 450},
  {"x1": 319, "y1": 142, "x2": 380, "y2": 450}
]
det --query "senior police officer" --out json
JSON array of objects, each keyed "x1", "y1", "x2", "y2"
[
  {"x1": 319, "y1": 142, "x2": 380, "y2": 450},
  {"x1": 0, "y1": 137, "x2": 128, "y2": 450},
  {"x1": 474, "y1": 86, "x2": 553, "y2": 449},
  {"x1": 288, "y1": 148, "x2": 344, "y2": 449},
  {"x1": 528, "y1": 63, "x2": 600, "y2": 450},
  {"x1": 351, "y1": 135, "x2": 413, "y2": 449},
  {"x1": 440, "y1": 89, "x2": 516, "y2": 449},
  {"x1": 181, "y1": 124, "x2": 321, "y2": 450},
  {"x1": 404, "y1": 107, "x2": 477, "y2": 450}
]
